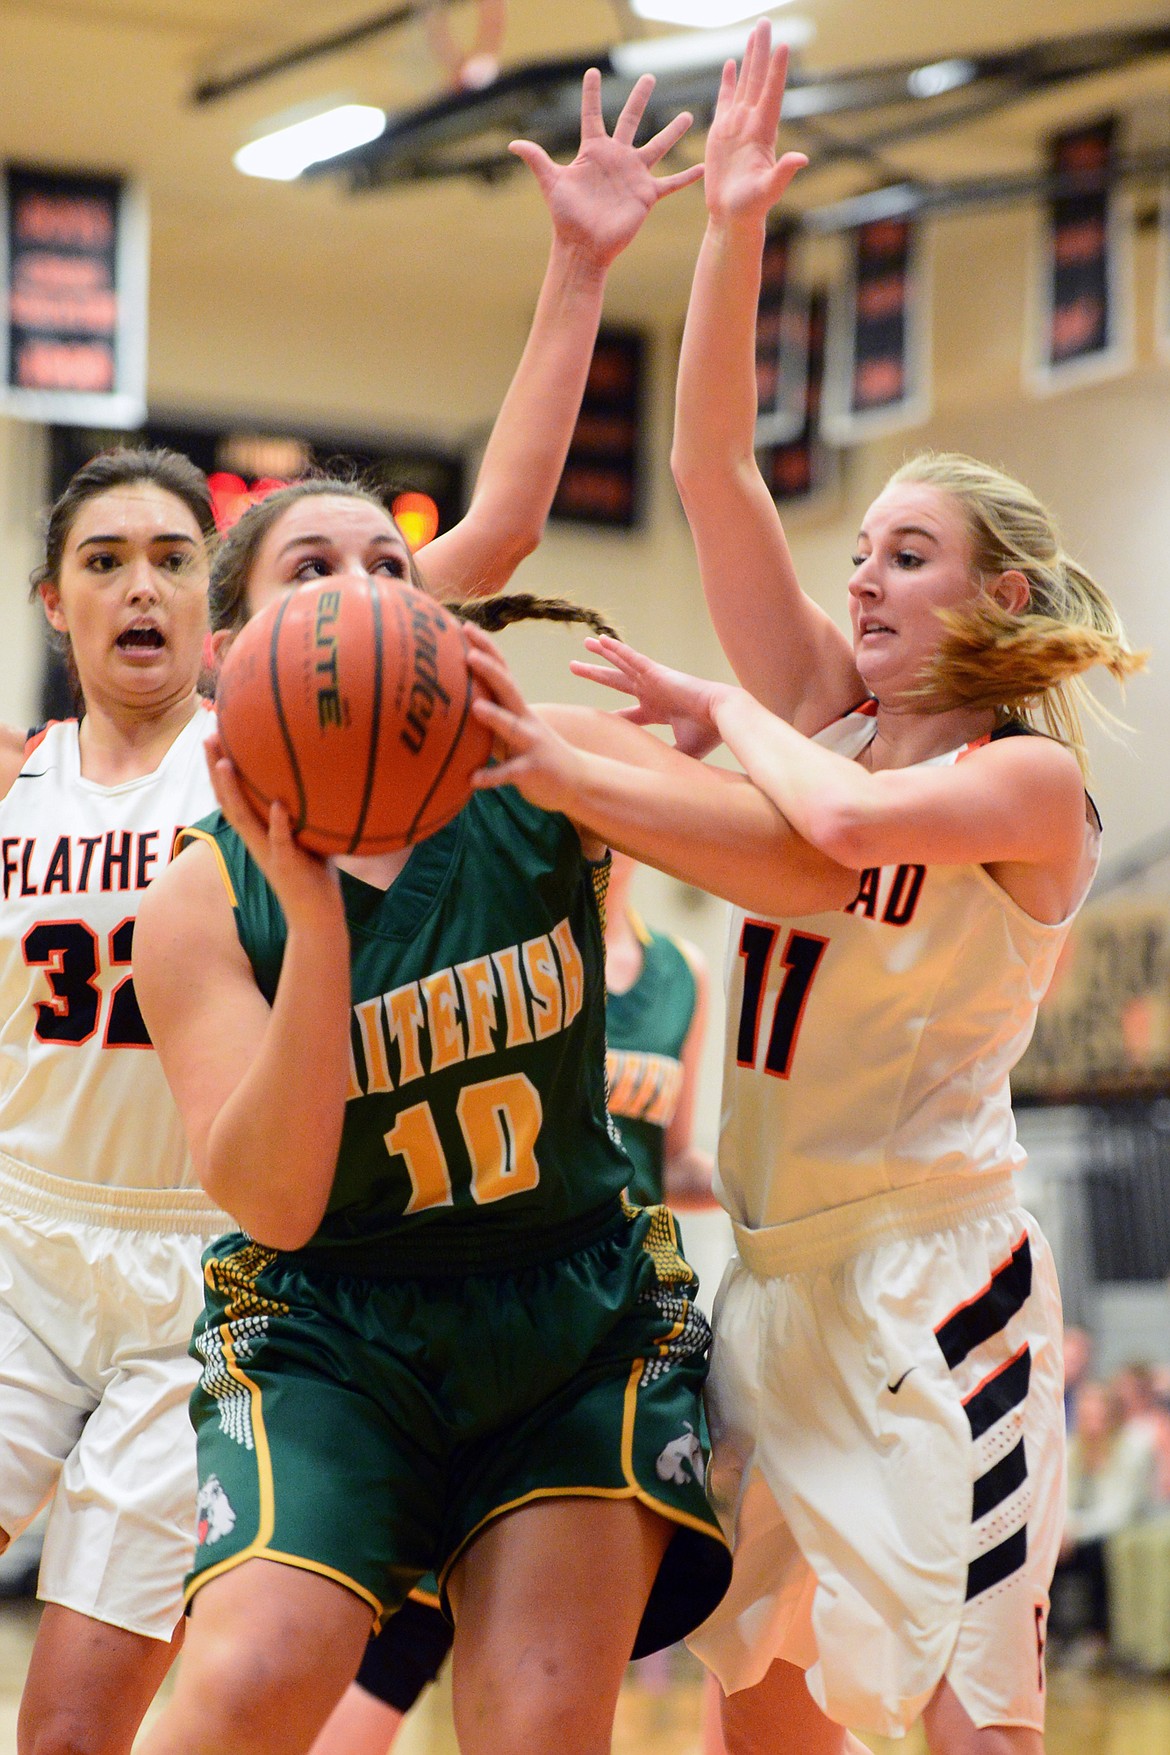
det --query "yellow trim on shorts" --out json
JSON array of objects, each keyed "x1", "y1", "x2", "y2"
[
  {"x1": 182, "y1": 1320, "x2": 278, "y2": 1605},
  {"x1": 409, "y1": 1583, "x2": 442, "y2": 1610},
  {"x1": 183, "y1": 1334, "x2": 390, "y2": 1627},
  {"x1": 435, "y1": 1355, "x2": 727, "y2": 1601},
  {"x1": 185, "y1": 1548, "x2": 386, "y2": 1627},
  {"x1": 176, "y1": 825, "x2": 238, "y2": 907}
]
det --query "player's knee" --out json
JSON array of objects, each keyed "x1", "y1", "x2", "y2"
[
  {"x1": 168, "y1": 1625, "x2": 312, "y2": 1751},
  {"x1": 454, "y1": 1651, "x2": 615, "y2": 1755},
  {"x1": 21, "y1": 1710, "x2": 123, "y2": 1755}
]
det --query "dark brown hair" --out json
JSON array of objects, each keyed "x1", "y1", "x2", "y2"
[
  {"x1": 30, "y1": 446, "x2": 217, "y2": 710},
  {"x1": 211, "y1": 476, "x2": 619, "y2": 640},
  {"x1": 30, "y1": 446, "x2": 216, "y2": 597}
]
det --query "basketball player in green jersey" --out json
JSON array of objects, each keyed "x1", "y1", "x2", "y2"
[
  {"x1": 308, "y1": 853, "x2": 714, "y2": 1755},
  {"x1": 605, "y1": 852, "x2": 713, "y2": 1210},
  {"x1": 131, "y1": 483, "x2": 849, "y2": 1755}
]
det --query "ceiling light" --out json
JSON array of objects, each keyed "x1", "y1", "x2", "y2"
[
  {"x1": 630, "y1": 1, "x2": 795, "y2": 26},
  {"x1": 614, "y1": 16, "x2": 812, "y2": 79},
  {"x1": 234, "y1": 105, "x2": 387, "y2": 181},
  {"x1": 907, "y1": 58, "x2": 977, "y2": 100}
]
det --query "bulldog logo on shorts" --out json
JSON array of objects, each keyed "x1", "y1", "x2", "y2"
[
  {"x1": 196, "y1": 1475, "x2": 237, "y2": 1547},
  {"x1": 656, "y1": 1422, "x2": 705, "y2": 1487}
]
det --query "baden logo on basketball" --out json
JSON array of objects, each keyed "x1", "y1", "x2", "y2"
[{"x1": 401, "y1": 597, "x2": 452, "y2": 755}]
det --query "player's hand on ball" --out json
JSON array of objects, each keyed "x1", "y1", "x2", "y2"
[
  {"x1": 570, "y1": 636, "x2": 728, "y2": 759},
  {"x1": 464, "y1": 629, "x2": 587, "y2": 816},
  {"x1": 204, "y1": 734, "x2": 342, "y2": 929}
]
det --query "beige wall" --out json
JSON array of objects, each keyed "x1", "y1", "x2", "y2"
[{"x1": 1, "y1": 195, "x2": 1167, "y2": 1154}]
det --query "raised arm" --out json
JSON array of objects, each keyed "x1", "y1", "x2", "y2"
[
  {"x1": 464, "y1": 629, "x2": 856, "y2": 918},
  {"x1": 421, "y1": 69, "x2": 703, "y2": 600},
  {"x1": 133, "y1": 742, "x2": 352, "y2": 1249},
  {"x1": 670, "y1": 21, "x2": 860, "y2": 731}
]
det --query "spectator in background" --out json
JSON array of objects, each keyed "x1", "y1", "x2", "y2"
[
  {"x1": 1050, "y1": 1379, "x2": 1156, "y2": 1664},
  {"x1": 1062, "y1": 1325, "x2": 1094, "y2": 1429},
  {"x1": 1113, "y1": 1362, "x2": 1170, "y2": 1505}
]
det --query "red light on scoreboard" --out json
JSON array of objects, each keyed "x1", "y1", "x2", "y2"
[
  {"x1": 391, "y1": 490, "x2": 440, "y2": 551},
  {"x1": 207, "y1": 471, "x2": 289, "y2": 531}
]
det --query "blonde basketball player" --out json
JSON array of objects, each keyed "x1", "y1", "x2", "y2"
[
  {"x1": 463, "y1": 36, "x2": 1144, "y2": 1744},
  {"x1": 481, "y1": 22, "x2": 1144, "y2": 1754}
]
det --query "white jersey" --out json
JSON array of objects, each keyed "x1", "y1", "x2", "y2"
[
  {"x1": 717, "y1": 704, "x2": 1100, "y2": 1231},
  {"x1": 0, "y1": 708, "x2": 217, "y2": 1194}
]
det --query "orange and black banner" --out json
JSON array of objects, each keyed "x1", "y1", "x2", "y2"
[
  {"x1": 1027, "y1": 117, "x2": 1132, "y2": 391},
  {"x1": 754, "y1": 225, "x2": 806, "y2": 449},
  {"x1": 2, "y1": 164, "x2": 147, "y2": 427},
  {"x1": 822, "y1": 213, "x2": 930, "y2": 443},
  {"x1": 551, "y1": 326, "x2": 643, "y2": 530},
  {"x1": 758, "y1": 288, "x2": 836, "y2": 505}
]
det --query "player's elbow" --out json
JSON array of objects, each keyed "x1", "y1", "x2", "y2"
[
  {"x1": 800, "y1": 799, "x2": 877, "y2": 869},
  {"x1": 461, "y1": 514, "x2": 542, "y2": 597},
  {"x1": 671, "y1": 442, "x2": 756, "y2": 510}
]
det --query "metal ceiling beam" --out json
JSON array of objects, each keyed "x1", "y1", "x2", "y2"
[
  {"x1": 311, "y1": 20, "x2": 1170, "y2": 195},
  {"x1": 192, "y1": 0, "x2": 464, "y2": 106},
  {"x1": 801, "y1": 148, "x2": 1170, "y2": 234}
]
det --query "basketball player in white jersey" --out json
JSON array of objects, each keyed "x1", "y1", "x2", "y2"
[
  {"x1": 507, "y1": 23, "x2": 1144, "y2": 1753},
  {"x1": 461, "y1": 30, "x2": 1146, "y2": 1754},
  {"x1": 0, "y1": 447, "x2": 226, "y2": 1752}
]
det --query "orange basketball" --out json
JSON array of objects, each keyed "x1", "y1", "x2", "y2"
[{"x1": 215, "y1": 577, "x2": 493, "y2": 855}]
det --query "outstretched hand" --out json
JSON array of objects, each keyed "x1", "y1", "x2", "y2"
[
  {"x1": 204, "y1": 734, "x2": 341, "y2": 931},
  {"x1": 511, "y1": 68, "x2": 704, "y2": 267},
  {"x1": 569, "y1": 636, "x2": 729, "y2": 759},
  {"x1": 464, "y1": 626, "x2": 588, "y2": 817},
  {"x1": 704, "y1": 19, "x2": 807, "y2": 225}
]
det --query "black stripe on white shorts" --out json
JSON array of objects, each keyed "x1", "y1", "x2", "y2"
[{"x1": 934, "y1": 1235, "x2": 1034, "y2": 1602}]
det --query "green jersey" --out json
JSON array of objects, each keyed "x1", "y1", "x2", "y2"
[
  {"x1": 606, "y1": 920, "x2": 697, "y2": 1207},
  {"x1": 191, "y1": 788, "x2": 633, "y2": 1269}
]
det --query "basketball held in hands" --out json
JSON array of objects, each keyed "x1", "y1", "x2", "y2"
[{"x1": 215, "y1": 578, "x2": 493, "y2": 854}]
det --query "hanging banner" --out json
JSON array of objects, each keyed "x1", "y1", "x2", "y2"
[
  {"x1": 758, "y1": 287, "x2": 837, "y2": 505},
  {"x1": 1014, "y1": 898, "x2": 1170, "y2": 1104},
  {"x1": 1026, "y1": 118, "x2": 1133, "y2": 393},
  {"x1": 1, "y1": 165, "x2": 148, "y2": 428},
  {"x1": 754, "y1": 225, "x2": 806, "y2": 449},
  {"x1": 551, "y1": 327, "x2": 643, "y2": 529},
  {"x1": 820, "y1": 215, "x2": 930, "y2": 445}
]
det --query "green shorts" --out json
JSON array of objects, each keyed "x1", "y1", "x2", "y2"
[{"x1": 186, "y1": 1201, "x2": 730, "y2": 1655}]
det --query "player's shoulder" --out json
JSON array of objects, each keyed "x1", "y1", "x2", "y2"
[
  {"x1": 648, "y1": 926, "x2": 706, "y2": 982},
  {"x1": 960, "y1": 720, "x2": 1085, "y2": 791},
  {"x1": 467, "y1": 777, "x2": 578, "y2": 860}
]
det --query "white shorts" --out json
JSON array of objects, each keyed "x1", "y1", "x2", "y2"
[
  {"x1": 688, "y1": 1171, "x2": 1065, "y2": 1738},
  {"x1": 0, "y1": 1151, "x2": 229, "y2": 1641}
]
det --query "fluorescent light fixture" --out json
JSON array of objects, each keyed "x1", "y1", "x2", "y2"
[
  {"x1": 614, "y1": 15, "x2": 812, "y2": 79},
  {"x1": 234, "y1": 104, "x2": 386, "y2": 181},
  {"x1": 907, "y1": 58, "x2": 977, "y2": 100},
  {"x1": 631, "y1": 1, "x2": 793, "y2": 24}
]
